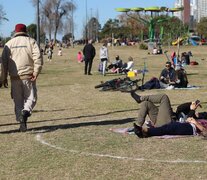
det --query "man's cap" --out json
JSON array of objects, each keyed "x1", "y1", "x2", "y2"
[
  {"x1": 15, "y1": 24, "x2": 27, "y2": 33},
  {"x1": 195, "y1": 100, "x2": 202, "y2": 108}
]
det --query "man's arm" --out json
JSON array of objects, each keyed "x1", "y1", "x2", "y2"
[
  {"x1": 32, "y1": 40, "x2": 43, "y2": 81},
  {"x1": 1, "y1": 45, "x2": 9, "y2": 86},
  {"x1": 186, "y1": 118, "x2": 206, "y2": 132}
]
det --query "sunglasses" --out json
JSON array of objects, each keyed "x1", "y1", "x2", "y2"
[{"x1": 166, "y1": 65, "x2": 171, "y2": 67}]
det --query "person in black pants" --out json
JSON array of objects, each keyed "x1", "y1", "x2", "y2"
[
  {"x1": 133, "y1": 117, "x2": 206, "y2": 138},
  {"x1": 83, "y1": 39, "x2": 96, "y2": 75}
]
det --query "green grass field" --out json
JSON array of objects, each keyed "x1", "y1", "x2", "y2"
[{"x1": 0, "y1": 44, "x2": 207, "y2": 180}]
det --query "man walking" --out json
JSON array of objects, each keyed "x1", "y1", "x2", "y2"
[
  {"x1": 1, "y1": 23, "x2": 43, "y2": 132},
  {"x1": 83, "y1": 39, "x2": 96, "y2": 75}
]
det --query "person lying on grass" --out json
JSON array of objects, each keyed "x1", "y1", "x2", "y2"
[
  {"x1": 133, "y1": 117, "x2": 207, "y2": 138},
  {"x1": 130, "y1": 91, "x2": 202, "y2": 128}
]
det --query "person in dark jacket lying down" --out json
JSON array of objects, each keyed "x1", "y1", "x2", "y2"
[{"x1": 133, "y1": 117, "x2": 207, "y2": 138}]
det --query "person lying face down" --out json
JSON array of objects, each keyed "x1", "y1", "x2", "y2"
[{"x1": 133, "y1": 117, "x2": 207, "y2": 138}]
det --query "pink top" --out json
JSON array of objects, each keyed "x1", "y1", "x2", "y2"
[{"x1": 77, "y1": 52, "x2": 83, "y2": 62}]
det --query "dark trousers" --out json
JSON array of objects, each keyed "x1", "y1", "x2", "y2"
[
  {"x1": 84, "y1": 59, "x2": 93, "y2": 74},
  {"x1": 148, "y1": 122, "x2": 193, "y2": 136}
]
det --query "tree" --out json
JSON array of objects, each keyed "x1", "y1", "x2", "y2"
[
  {"x1": 99, "y1": 18, "x2": 125, "y2": 40},
  {"x1": 0, "y1": 4, "x2": 8, "y2": 23},
  {"x1": 197, "y1": 17, "x2": 207, "y2": 38},
  {"x1": 41, "y1": 0, "x2": 76, "y2": 43},
  {"x1": 27, "y1": 24, "x2": 37, "y2": 39},
  {"x1": 87, "y1": 17, "x2": 100, "y2": 41},
  {"x1": 62, "y1": 32, "x2": 72, "y2": 43}
]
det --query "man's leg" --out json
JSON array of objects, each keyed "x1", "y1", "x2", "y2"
[
  {"x1": 11, "y1": 79, "x2": 24, "y2": 121},
  {"x1": 84, "y1": 60, "x2": 89, "y2": 74},
  {"x1": 146, "y1": 122, "x2": 193, "y2": 136},
  {"x1": 88, "y1": 59, "x2": 93, "y2": 75},
  {"x1": 102, "y1": 60, "x2": 107, "y2": 76},
  {"x1": 141, "y1": 94, "x2": 173, "y2": 127},
  {"x1": 137, "y1": 101, "x2": 158, "y2": 126},
  {"x1": 11, "y1": 79, "x2": 27, "y2": 132},
  {"x1": 23, "y1": 79, "x2": 37, "y2": 114}
]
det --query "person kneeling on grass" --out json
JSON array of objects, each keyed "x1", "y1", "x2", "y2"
[{"x1": 133, "y1": 117, "x2": 207, "y2": 138}]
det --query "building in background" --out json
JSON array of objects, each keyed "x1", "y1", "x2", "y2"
[
  {"x1": 174, "y1": 0, "x2": 207, "y2": 23},
  {"x1": 197, "y1": 0, "x2": 207, "y2": 22},
  {"x1": 174, "y1": 0, "x2": 190, "y2": 24}
]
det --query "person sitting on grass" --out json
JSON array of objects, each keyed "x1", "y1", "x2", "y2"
[
  {"x1": 159, "y1": 61, "x2": 177, "y2": 89},
  {"x1": 133, "y1": 117, "x2": 207, "y2": 138},
  {"x1": 107, "y1": 55, "x2": 123, "y2": 73},
  {"x1": 121, "y1": 56, "x2": 134, "y2": 74}
]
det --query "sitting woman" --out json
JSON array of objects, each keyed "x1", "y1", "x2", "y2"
[
  {"x1": 121, "y1": 56, "x2": 134, "y2": 74},
  {"x1": 174, "y1": 64, "x2": 188, "y2": 88},
  {"x1": 107, "y1": 55, "x2": 123, "y2": 73}
]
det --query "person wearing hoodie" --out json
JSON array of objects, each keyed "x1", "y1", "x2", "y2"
[
  {"x1": 99, "y1": 43, "x2": 109, "y2": 76},
  {"x1": 1, "y1": 23, "x2": 43, "y2": 132}
]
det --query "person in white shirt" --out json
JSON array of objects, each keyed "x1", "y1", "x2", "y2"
[
  {"x1": 122, "y1": 56, "x2": 134, "y2": 74},
  {"x1": 99, "y1": 43, "x2": 109, "y2": 76}
]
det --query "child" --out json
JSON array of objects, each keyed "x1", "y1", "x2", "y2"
[
  {"x1": 58, "y1": 48, "x2": 62, "y2": 56},
  {"x1": 77, "y1": 51, "x2": 83, "y2": 63},
  {"x1": 47, "y1": 47, "x2": 53, "y2": 61}
]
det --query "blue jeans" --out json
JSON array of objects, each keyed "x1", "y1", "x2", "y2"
[{"x1": 148, "y1": 122, "x2": 193, "y2": 136}]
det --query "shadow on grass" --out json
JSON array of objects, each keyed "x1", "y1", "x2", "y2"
[
  {"x1": 0, "y1": 108, "x2": 138, "y2": 128},
  {"x1": 187, "y1": 73, "x2": 199, "y2": 76},
  {"x1": 0, "y1": 117, "x2": 136, "y2": 134}
]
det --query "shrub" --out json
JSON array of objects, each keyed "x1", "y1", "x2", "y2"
[{"x1": 139, "y1": 43, "x2": 148, "y2": 50}]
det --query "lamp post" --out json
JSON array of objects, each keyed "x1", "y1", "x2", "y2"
[
  {"x1": 36, "y1": 0, "x2": 40, "y2": 47},
  {"x1": 85, "y1": 0, "x2": 88, "y2": 41},
  {"x1": 71, "y1": 0, "x2": 74, "y2": 47}
]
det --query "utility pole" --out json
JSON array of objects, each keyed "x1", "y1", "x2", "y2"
[
  {"x1": 36, "y1": 0, "x2": 40, "y2": 47},
  {"x1": 85, "y1": 0, "x2": 88, "y2": 41},
  {"x1": 71, "y1": 0, "x2": 74, "y2": 47}
]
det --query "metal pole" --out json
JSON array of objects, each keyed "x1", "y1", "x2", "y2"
[
  {"x1": 85, "y1": 0, "x2": 88, "y2": 40},
  {"x1": 37, "y1": 0, "x2": 40, "y2": 47},
  {"x1": 71, "y1": 0, "x2": 74, "y2": 47}
]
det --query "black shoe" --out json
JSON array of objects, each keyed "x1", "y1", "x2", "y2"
[
  {"x1": 19, "y1": 114, "x2": 27, "y2": 132},
  {"x1": 133, "y1": 123, "x2": 143, "y2": 138},
  {"x1": 19, "y1": 110, "x2": 30, "y2": 132},
  {"x1": 131, "y1": 91, "x2": 141, "y2": 103},
  {"x1": 88, "y1": 73, "x2": 92, "y2": 75},
  {"x1": 19, "y1": 121, "x2": 27, "y2": 132}
]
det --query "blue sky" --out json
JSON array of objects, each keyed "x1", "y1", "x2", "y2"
[{"x1": 0, "y1": 0, "x2": 175, "y2": 40}]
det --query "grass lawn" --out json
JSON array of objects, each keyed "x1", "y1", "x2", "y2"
[{"x1": 0, "y1": 44, "x2": 207, "y2": 180}]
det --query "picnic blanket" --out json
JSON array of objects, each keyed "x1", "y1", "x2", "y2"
[
  {"x1": 165, "y1": 85, "x2": 200, "y2": 90},
  {"x1": 109, "y1": 127, "x2": 195, "y2": 139}
]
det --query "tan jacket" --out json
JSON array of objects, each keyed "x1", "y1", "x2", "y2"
[{"x1": 2, "y1": 33, "x2": 43, "y2": 80}]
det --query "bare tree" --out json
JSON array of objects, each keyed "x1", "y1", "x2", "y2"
[
  {"x1": 40, "y1": 0, "x2": 75, "y2": 43},
  {"x1": 42, "y1": 0, "x2": 54, "y2": 41},
  {"x1": 0, "y1": 5, "x2": 8, "y2": 23}
]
